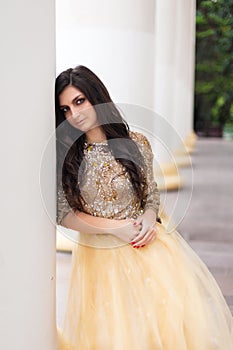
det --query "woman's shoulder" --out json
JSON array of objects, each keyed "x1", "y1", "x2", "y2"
[{"x1": 129, "y1": 130, "x2": 151, "y2": 149}]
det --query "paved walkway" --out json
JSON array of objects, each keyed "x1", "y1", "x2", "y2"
[
  {"x1": 178, "y1": 137, "x2": 233, "y2": 314},
  {"x1": 56, "y1": 137, "x2": 233, "y2": 327}
]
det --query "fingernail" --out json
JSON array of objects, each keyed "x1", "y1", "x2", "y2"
[
  {"x1": 141, "y1": 245, "x2": 145, "y2": 247},
  {"x1": 133, "y1": 222, "x2": 137, "y2": 226}
]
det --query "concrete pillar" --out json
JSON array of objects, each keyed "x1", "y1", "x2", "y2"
[
  {"x1": 153, "y1": 0, "x2": 196, "y2": 171},
  {"x1": 0, "y1": 1, "x2": 57, "y2": 349},
  {"x1": 153, "y1": 0, "x2": 184, "y2": 191},
  {"x1": 172, "y1": 0, "x2": 197, "y2": 158},
  {"x1": 152, "y1": 0, "x2": 196, "y2": 232}
]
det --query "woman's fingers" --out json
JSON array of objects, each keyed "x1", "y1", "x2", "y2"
[
  {"x1": 144, "y1": 232, "x2": 156, "y2": 245},
  {"x1": 134, "y1": 231, "x2": 153, "y2": 246},
  {"x1": 145, "y1": 230, "x2": 157, "y2": 245},
  {"x1": 133, "y1": 227, "x2": 157, "y2": 247},
  {"x1": 130, "y1": 223, "x2": 142, "y2": 241},
  {"x1": 133, "y1": 217, "x2": 143, "y2": 226},
  {"x1": 131, "y1": 225, "x2": 153, "y2": 244},
  {"x1": 131, "y1": 232, "x2": 145, "y2": 244}
]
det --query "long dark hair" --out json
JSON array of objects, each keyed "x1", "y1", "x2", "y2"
[{"x1": 55, "y1": 65, "x2": 147, "y2": 213}]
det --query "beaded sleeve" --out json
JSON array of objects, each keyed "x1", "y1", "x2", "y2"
[
  {"x1": 130, "y1": 131, "x2": 161, "y2": 223},
  {"x1": 56, "y1": 183, "x2": 73, "y2": 226}
]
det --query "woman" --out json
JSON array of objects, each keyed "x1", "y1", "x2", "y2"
[{"x1": 56, "y1": 65, "x2": 233, "y2": 349}]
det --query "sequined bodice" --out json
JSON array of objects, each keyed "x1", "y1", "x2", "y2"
[
  {"x1": 57, "y1": 131, "x2": 161, "y2": 225},
  {"x1": 79, "y1": 140, "x2": 143, "y2": 219}
]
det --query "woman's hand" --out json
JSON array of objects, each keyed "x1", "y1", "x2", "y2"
[
  {"x1": 62, "y1": 211, "x2": 142, "y2": 242},
  {"x1": 110, "y1": 220, "x2": 142, "y2": 243},
  {"x1": 130, "y1": 208, "x2": 157, "y2": 248}
]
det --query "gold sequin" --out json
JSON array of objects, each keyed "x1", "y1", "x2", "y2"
[{"x1": 56, "y1": 131, "x2": 161, "y2": 225}]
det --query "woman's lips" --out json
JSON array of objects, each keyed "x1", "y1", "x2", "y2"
[{"x1": 76, "y1": 118, "x2": 86, "y2": 125}]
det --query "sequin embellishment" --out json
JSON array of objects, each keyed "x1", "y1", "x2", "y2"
[{"x1": 56, "y1": 131, "x2": 161, "y2": 225}]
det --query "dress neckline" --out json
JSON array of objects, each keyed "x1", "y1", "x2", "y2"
[
  {"x1": 84, "y1": 131, "x2": 135, "y2": 148},
  {"x1": 84, "y1": 139, "x2": 108, "y2": 148}
]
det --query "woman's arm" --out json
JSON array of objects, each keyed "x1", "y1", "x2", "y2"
[
  {"x1": 129, "y1": 132, "x2": 162, "y2": 247},
  {"x1": 131, "y1": 132, "x2": 162, "y2": 223},
  {"x1": 57, "y1": 185, "x2": 131, "y2": 232},
  {"x1": 62, "y1": 211, "x2": 142, "y2": 243},
  {"x1": 61, "y1": 210, "x2": 131, "y2": 234},
  {"x1": 57, "y1": 186, "x2": 142, "y2": 241}
]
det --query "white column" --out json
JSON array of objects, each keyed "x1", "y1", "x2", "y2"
[
  {"x1": 153, "y1": 0, "x2": 196, "y2": 168},
  {"x1": 56, "y1": 0, "x2": 155, "y2": 109},
  {"x1": 172, "y1": 0, "x2": 196, "y2": 149},
  {"x1": 153, "y1": 0, "x2": 184, "y2": 191},
  {"x1": 152, "y1": 0, "x2": 196, "y2": 233},
  {"x1": 153, "y1": 0, "x2": 177, "y2": 127},
  {"x1": 0, "y1": 1, "x2": 56, "y2": 350},
  {"x1": 154, "y1": 0, "x2": 196, "y2": 147}
]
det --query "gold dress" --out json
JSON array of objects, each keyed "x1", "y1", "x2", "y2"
[{"x1": 56, "y1": 131, "x2": 233, "y2": 350}]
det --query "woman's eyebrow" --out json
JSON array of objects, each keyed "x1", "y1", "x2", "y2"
[{"x1": 60, "y1": 94, "x2": 82, "y2": 107}]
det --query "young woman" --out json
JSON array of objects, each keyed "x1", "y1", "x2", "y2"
[{"x1": 55, "y1": 65, "x2": 233, "y2": 349}]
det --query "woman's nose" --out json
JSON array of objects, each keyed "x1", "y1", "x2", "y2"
[{"x1": 70, "y1": 106, "x2": 80, "y2": 119}]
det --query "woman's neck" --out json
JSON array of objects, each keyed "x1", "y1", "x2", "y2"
[{"x1": 85, "y1": 126, "x2": 107, "y2": 144}]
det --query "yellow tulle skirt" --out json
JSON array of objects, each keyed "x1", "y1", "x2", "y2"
[{"x1": 57, "y1": 222, "x2": 233, "y2": 349}]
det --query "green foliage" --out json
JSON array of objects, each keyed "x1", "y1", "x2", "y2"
[{"x1": 195, "y1": 0, "x2": 233, "y2": 134}]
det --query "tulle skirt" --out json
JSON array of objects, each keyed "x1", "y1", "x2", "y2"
[{"x1": 57, "y1": 222, "x2": 233, "y2": 349}]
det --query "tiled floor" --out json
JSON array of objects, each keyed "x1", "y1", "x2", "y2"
[{"x1": 56, "y1": 137, "x2": 233, "y2": 327}]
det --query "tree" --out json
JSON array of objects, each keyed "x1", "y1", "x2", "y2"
[{"x1": 195, "y1": 0, "x2": 233, "y2": 135}]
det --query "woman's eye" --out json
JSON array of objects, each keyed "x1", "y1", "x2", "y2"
[
  {"x1": 76, "y1": 98, "x2": 85, "y2": 105},
  {"x1": 60, "y1": 107, "x2": 69, "y2": 114}
]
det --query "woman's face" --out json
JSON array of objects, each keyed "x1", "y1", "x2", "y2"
[{"x1": 59, "y1": 85, "x2": 99, "y2": 132}]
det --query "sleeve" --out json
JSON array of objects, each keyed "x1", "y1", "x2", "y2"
[
  {"x1": 133, "y1": 132, "x2": 162, "y2": 223},
  {"x1": 56, "y1": 183, "x2": 73, "y2": 226}
]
